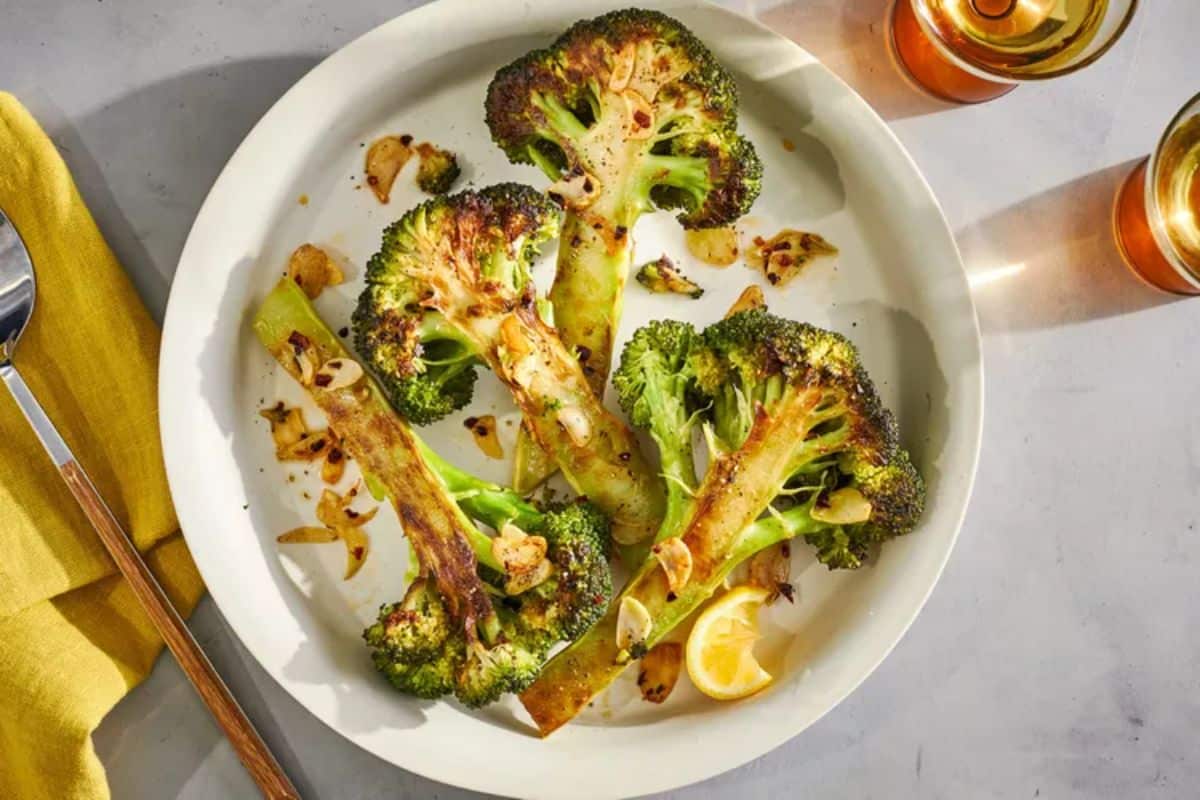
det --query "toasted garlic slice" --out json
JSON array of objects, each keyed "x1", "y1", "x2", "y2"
[
  {"x1": 321, "y1": 444, "x2": 346, "y2": 485},
  {"x1": 652, "y1": 537, "x2": 693, "y2": 593},
  {"x1": 464, "y1": 415, "x2": 504, "y2": 460},
  {"x1": 338, "y1": 526, "x2": 370, "y2": 580},
  {"x1": 505, "y1": 557, "x2": 553, "y2": 596},
  {"x1": 365, "y1": 135, "x2": 414, "y2": 204},
  {"x1": 556, "y1": 406, "x2": 592, "y2": 446},
  {"x1": 277, "y1": 527, "x2": 339, "y2": 544},
  {"x1": 287, "y1": 244, "x2": 344, "y2": 299},
  {"x1": 259, "y1": 403, "x2": 307, "y2": 449},
  {"x1": 685, "y1": 226, "x2": 740, "y2": 267},
  {"x1": 316, "y1": 484, "x2": 378, "y2": 529},
  {"x1": 276, "y1": 429, "x2": 335, "y2": 462},
  {"x1": 811, "y1": 487, "x2": 873, "y2": 525},
  {"x1": 314, "y1": 357, "x2": 363, "y2": 391},
  {"x1": 546, "y1": 170, "x2": 599, "y2": 210},
  {"x1": 725, "y1": 285, "x2": 766, "y2": 318},
  {"x1": 617, "y1": 596, "x2": 653, "y2": 654},
  {"x1": 608, "y1": 42, "x2": 636, "y2": 92},
  {"x1": 623, "y1": 91, "x2": 656, "y2": 140},
  {"x1": 746, "y1": 229, "x2": 838, "y2": 287},
  {"x1": 747, "y1": 541, "x2": 793, "y2": 604},
  {"x1": 638, "y1": 642, "x2": 683, "y2": 704},
  {"x1": 492, "y1": 523, "x2": 549, "y2": 577}
]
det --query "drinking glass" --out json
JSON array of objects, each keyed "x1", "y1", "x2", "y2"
[
  {"x1": 890, "y1": 0, "x2": 1139, "y2": 104},
  {"x1": 1114, "y1": 92, "x2": 1200, "y2": 296}
]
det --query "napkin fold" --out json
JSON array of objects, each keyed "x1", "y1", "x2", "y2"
[{"x1": 0, "y1": 93, "x2": 205, "y2": 800}]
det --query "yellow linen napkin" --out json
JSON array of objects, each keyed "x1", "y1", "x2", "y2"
[{"x1": 0, "y1": 93, "x2": 205, "y2": 800}]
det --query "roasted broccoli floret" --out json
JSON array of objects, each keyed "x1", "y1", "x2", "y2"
[
  {"x1": 364, "y1": 579, "x2": 461, "y2": 699},
  {"x1": 521, "y1": 309, "x2": 925, "y2": 735},
  {"x1": 415, "y1": 143, "x2": 461, "y2": 194},
  {"x1": 416, "y1": 440, "x2": 612, "y2": 644},
  {"x1": 612, "y1": 319, "x2": 702, "y2": 555},
  {"x1": 355, "y1": 183, "x2": 664, "y2": 545},
  {"x1": 255, "y1": 278, "x2": 613, "y2": 709},
  {"x1": 635, "y1": 255, "x2": 704, "y2": 298},
  {"x1": 486, "y1": 8, "x2": 762, "y2": 400},
  {"x1": 352, "y1": 304, "x2": 478, "y2": 425}
]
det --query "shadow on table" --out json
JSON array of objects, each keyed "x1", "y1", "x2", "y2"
[
  {"x1": 756, "y1": 0, "x2": 952, "y2": 121},
  {"x1": 18, "y1": 56, "x2": 323, "y2": 322},
  {"x1": 958, "y1": 160, "x2": 1187, "y2": 334}
]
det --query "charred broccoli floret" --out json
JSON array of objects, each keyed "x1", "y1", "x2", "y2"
[
  {"x1": 415, "y1": 143, "x2": 461, "y2": 194},
  {"x1": 521, "y1": 309, "x2": 925, "y2": 735},
  {"x1": 352, "y1": 304, "x2": 478, "y2": 425},
  {"x1": 635, "y1": 255, "x2": 704, "y2": 298},
  {"x1": 255, "y1": 278, "x2": 613, "y2": 709},
  {"x1": 355, "y1": 183, "x2": 665, "y2": 545},
  {"x1": 486, "y1": 9, "x2": 762, "y2": 400}
]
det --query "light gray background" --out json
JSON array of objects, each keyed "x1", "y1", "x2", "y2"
[{"x1": 3, "y1": 0, "x2": 1198, "y2": 797}]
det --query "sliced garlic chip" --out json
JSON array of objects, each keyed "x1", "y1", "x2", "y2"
[
  {"x1": 276, "y1": 429, "x2": 335, "y2": 462},
  {"x1": 556, "y1": 406, "x2": 592, "y2": 446},
  {"x1": 811, "y1": 487, "x2": 873, "y2": 525},
  {"x1": 286, "y1": 244, "x2": 344, "y2": 299},
  {"x1": 365, "y1": 135, "x2": 414, "y2": 204},
  {"x1": 314, "y1": 357, "x2": 363, "y2": 391},
  {"x1": 617, "y1": 596, "x2": 653, "y2": 653},
  {"x1": 725, "y1": 285, "x2": 766, "y2": 319},
  {"x1": 651, "y1": 537, "x2": 693, "y2": 593},
  {"x1": 259, "y1": 403, "x2": 307, "y2": 449},
  {"x1": 747, "y1": 540, "x2": 793, "y2": 604},
  {"x1": 505, "y1": 558, "x2": 553, "y2": 596},
  {"x1": 492, "y1": 523, "x2": 549, "y2": 577},
  {"x1": 294, "y1": 349, "x2": 317, "y2": 386},
  {"x1": 685, "y1": 226, "x2": 740, "y2": 267},
  {"x1": 637, "y1": 642, "x2": 683, "y2": 704}
]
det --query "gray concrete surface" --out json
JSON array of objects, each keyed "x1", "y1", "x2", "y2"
[{"x1": 2, "y1": 0, "x2": 1198, "y2": 797}]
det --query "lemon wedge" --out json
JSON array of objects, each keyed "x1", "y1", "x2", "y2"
[{"x1": 685, "y1": 586, "x2": 773, "y2": 700}]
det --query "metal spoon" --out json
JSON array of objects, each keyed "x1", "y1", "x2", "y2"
[{"x1": 0, "y1": 207, "x2": 299, "y2": 800}]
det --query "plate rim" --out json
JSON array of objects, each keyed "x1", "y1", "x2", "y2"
[{"x1": 159, "y1": 0, "x2": 984, "y2": 796}]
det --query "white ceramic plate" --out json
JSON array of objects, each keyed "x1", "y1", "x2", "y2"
[{"x1": 160, "y1": 1, "x2": 982, "y2": 797}]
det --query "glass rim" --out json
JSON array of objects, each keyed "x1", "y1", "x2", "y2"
[
  {"x1": 909, "y1": 0, "x2": 1140, "y2": 84},
  {"x1": 1143, "y1": 90, "x2": 1200, "y2": 287}
]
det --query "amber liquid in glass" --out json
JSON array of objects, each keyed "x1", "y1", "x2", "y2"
[
  {"x1": 893, "y1": 0, "x2": 1109, "y2": 103},
  {"x1": 1115, "y1": 117, "x2": 1200, "y2": 295}
]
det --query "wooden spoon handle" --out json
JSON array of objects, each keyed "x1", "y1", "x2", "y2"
[{"x1": 2, "y1": 364, "x2": 299, "y2": 799}]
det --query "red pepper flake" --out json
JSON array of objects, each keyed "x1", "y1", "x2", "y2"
[
  {"x1": 352, "y1": 546, "x2": 365, "y2": 560},
  {"x1": 313, "y1": 373, "x2": 333, "y2": 387},
  {"x1": 633, "y1": 110, "x2": 651, "y2": 129},
  {"x1": 287, "y1": 331, "x2": 311, "y2": 352}
]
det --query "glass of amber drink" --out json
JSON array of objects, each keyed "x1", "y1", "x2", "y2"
[
  {"x1": 1114, "y1": 93, "x2": 1200, "y2": 296},
  {"x1": 890, "y1": 0, "x2": 1139, "y2": 104}
]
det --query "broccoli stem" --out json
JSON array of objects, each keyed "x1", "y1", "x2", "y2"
[
  {"x1": 522, "y1": 387, "x2": 835, "y2": 733},
  {"x1": 414, "y1": 437, "x2": 543, "y2": 534},
  {"x1": 548, "y1": 211, "x2": 637, "y2": 396},
  {"x1": 255, "y1": 278, "x2": 503, "y2": 644}
]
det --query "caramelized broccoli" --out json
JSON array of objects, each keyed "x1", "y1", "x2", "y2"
[
  {"x1": 486, "y1": 9, "x2": 762, "y2": 487},
  {"x1": 354, "y1": 183, "x2": 665, "y2": 545},
  {"x1": 520, "y1": 310, "x2": 925, "y2": 735},
  {"x1": 255, "y1": 278, "x2": 612, "y2": 708}
]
